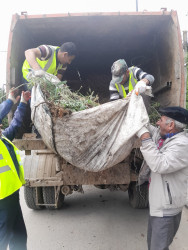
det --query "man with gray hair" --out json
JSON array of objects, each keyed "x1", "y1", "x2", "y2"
[
  {"x1": 136, "y1": 106, "x2": 188, "y2": 250},
  {"x1": 109, "y1": 59, "x2": 154, "y2": 101}
]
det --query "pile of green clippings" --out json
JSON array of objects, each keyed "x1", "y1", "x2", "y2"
[
  {"x1": 148, "y1": 101, "x2": 161, "y2": 125},
  {"x1": 28, "y1": 76, "x2": 99, "y2": 114}
]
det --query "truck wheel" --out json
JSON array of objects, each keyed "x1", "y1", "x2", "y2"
[
  {"x1": 24, "y1": 186, "x2": 44, "y2": 210},
  {"x1": 128, "y1": 182, "x2": 149, "y2": 209},
  {"x1": 42, "y1": 186, "x2": 65, "y2": 209}
]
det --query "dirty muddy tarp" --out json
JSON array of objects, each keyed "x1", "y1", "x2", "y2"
[{"x1": 31, "y1": 83, "x2": 149, "y2": 172}]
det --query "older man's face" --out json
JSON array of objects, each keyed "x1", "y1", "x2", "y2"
[{"x1": 156, "y1": 115, "x2": 173, "y2": 136}]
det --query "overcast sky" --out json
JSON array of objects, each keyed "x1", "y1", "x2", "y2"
[{"x1": 0, "y1": 0, "x2": 187, "y2": 88}]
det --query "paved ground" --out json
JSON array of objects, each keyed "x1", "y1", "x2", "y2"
[{"x1": 20, "y1": 186, "x2": 188, "y2": 250}]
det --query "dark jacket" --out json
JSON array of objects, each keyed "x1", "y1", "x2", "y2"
[{"x1": 0, "y1": 99, "x2": 27, "y2": 141}]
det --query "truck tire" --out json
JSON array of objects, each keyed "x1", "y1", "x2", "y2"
[
  {"x1": 128, "y1": 182, "x2": 149, "y2": 209},
  {"x1": 24, "y1": 186, "x2": 44, "y2": 210},
  {"x1": 42, "y1": 186, "x2": 65, "y2": 209}
]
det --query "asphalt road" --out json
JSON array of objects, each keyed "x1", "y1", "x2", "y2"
[{"x1": 20, "y1": 186, "x2": 188, "y2": 250}]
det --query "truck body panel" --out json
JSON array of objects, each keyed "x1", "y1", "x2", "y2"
[
  {"x1": 7, "y1": 11, "x2": 185, "y2": 106},
  {"x1": 22, "y1": 150, "x2": 133, "y2": 186},
  {"x1": 6, "y1": 11, "x2": 185, "y2": 208}
]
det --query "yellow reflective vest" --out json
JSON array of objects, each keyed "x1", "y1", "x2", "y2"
[
  {"x1": 0, "y1": 136, "x2": 25, "y2": 200},
  {"x1": 22, "y1": 45, "x2": 66, "y2": 81},
  {"x1": 115, "y1": 67, "x2": 138, "y2": 98}
]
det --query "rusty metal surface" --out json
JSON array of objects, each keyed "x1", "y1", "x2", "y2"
[
  {"x1": 23, "y1": 151, "x2": 136, "y2": 186},
  {"x1": 18, "y1": 10, "x2": 175, "y2": 20},
  {"x1": 59, "y1": 162, "x2": 131, "y2": 185},
  {"x1": 8, "y1": 11, "x2": 177, "y2": 73},
  {"x1": 7, "y1": 10, "x2": 184, "y2": 109}
]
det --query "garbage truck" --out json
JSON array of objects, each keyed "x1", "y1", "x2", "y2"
[{"x1": 6, "y1": 10, "x2": 186, "y2": 210}]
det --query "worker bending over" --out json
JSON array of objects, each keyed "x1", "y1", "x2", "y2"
[
  {"x1": 109, "y1": 59, "x2": 154, "y2": 100},
  {"x1": 22, "y1": 42, "x2": 77, "y2": 83}
]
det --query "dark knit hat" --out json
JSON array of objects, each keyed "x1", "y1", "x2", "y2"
[{"x1": 159, "y1": 106, "x2": 188, "y2": 124}]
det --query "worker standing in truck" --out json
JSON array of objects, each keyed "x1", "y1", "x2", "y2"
[
  {"x1": 136, "y1": 106, "x2": 188, "y2": 250},
  {"x1": 21, "y1": 42, "x2": 77, "y2": 135},
  {"x1": 109, "y1": 59, "x2": 154, "y2": 101},
  {"x1": 22, "y1": 42, "x2": 77, "y2": 83},
  {"x1": 0, "y1": 89, "x2": 31, "y2": 250}
]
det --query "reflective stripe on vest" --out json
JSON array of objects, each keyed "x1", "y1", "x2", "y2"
[
  {"x1": 0, "y1": 165, "x2": 11, "y2": 173},
  {"x1": 22, "y1": 46, "x2": 63, "y2": 80},
  {"x1": 115, "y1": 67, "x2": 138, "y2": 98},
  {"x1": 0, "y1": 136, "x2": 25, "y2": 199}
]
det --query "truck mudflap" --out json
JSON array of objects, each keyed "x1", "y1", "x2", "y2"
[{"x1": 22, "y1": 150, "x2": 138, "y2": 187}]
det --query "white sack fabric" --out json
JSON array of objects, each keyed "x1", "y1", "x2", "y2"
[{"x1": 31, "y1": 83, "x2": 149, "y2": 172}]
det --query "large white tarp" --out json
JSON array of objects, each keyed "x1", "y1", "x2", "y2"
[{"x1": 31, "y1": 78, "x2": 149, "y2": 172}]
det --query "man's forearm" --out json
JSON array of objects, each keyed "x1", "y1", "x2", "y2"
[
  {"x1": 140, "y1": 132, "x2": 151, "y2": 140},
  {"x1": 0, "y1": 99, "x2": 13, "y2": 124},
  {"x1": 141, "y1": 78, "x2": 150, "y2": 85},
  {"x1": 142, "y1": 74, "x2": 154, "y2": 85},
  {"x1": 25, "y1": 49, "x2": 41, "y2": 70},
  {"x1": 3, "y1": 103, "x2": 27, "y2": 141}
]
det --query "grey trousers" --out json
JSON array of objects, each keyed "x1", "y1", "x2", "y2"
[{"x1": 147, "y1": 212, "x2": 182, "y2": 250}]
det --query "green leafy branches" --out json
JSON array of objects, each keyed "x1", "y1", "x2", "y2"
[
  {"x1": 148, "y1": 101, "x2": 161, "y2": 125},
  {"x1": 29, "y1": 76, "x2": 99, "y2": 114}
]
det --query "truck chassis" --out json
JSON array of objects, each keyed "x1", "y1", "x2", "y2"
[{"x1": 14, "y1": 136, "x2": 149, "y2": 210}]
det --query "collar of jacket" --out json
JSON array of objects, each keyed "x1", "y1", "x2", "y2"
[{"x1": 161, "y1": 131, "x2": 181, "y2": 139}]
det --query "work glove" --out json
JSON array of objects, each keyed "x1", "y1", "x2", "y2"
[
  {"x1": 33, "y1": 69, "x2": 45, "y2": 77},
  {"x1": 20, "y1": 91, "x2": 31, "y2": 104},
  {"x1": 127, "y1": 90, "x2": 133, "y2": 98},
  {"x1": 27, "y1": 69, "x2": 45, "y2": 80},
  {"x1": 8, "y1": 88, "x2": 20, "y2": 104},
  {"x1": 136, "y1": 126, "x2": 149, "y2": 138},
  {"x1": 135, "y1": 80, "x2": 147, "y2": 95}
]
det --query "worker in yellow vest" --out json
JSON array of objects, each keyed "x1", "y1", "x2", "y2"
[
  {"x1": 0, "y1": 89, "x2": 31, "y2": 250},
  {"x1": 109, "y1": 59, "x2": 155, "y2": 101},
  {"x1": 21, "y1": 42, "x2": 77, "y2": 137},
  {"x1": 22, "y1": 42, "x2": 77, "y2": 83}
]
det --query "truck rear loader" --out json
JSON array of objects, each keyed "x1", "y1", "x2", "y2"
[{"x1": 6, "y1": 10, "x2": 186, "y2": 209}]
